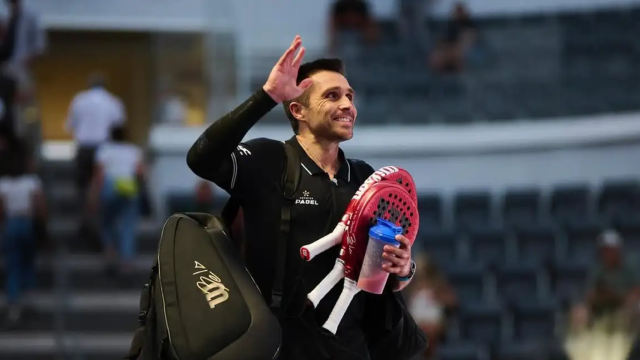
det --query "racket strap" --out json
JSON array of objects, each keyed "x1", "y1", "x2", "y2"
[{"x1": 271, "y1": 141, "x2": 301, "y2": 309}]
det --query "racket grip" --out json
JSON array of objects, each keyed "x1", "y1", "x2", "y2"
[
  {"x1": 322, "y1": 278, "x2": 360, "y2": 335},
  {"x1": 307, "y1": 260, "x2": 345, "y2": 308},
  {"x1": 300, "y1": 223, "x2": 345, "y2": 261}
]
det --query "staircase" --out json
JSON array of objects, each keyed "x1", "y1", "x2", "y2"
[{"x1": 0, "y1": 158, "x2": 159, "y2": 360}]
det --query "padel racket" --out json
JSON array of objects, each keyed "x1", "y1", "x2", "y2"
[{"x1": 300, "y1": 166, "x2": 417, "y2": 261}]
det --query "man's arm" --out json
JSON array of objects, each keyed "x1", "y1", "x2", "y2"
[
  {"x1": 64, "y1": 96, "x2": 78, "y2": 134},
  {"x1": 186, "y1": 88, "x2": 277, "y2": 191}
]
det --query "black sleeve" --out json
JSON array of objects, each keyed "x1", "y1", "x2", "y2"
[{"x1": 186, "y1": 89, "x2": 278, "y2": 194}]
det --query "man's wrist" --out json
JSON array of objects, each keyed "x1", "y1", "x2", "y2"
[{"x1": 396, "y1": 260, "x2": 416, "y2": 281}]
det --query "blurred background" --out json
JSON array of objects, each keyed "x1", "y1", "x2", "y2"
[{"x1": 0, "y1": 0, "x2": 639, "y2": 359}]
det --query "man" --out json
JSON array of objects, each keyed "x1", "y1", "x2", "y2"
[
  {"x1": 66, "y1": 73, "x2": 126, "y2": 197},
  {"x1": 187, "y1": 36, "x2": 423, "y2": 360},
  {"x1": 570, "y1": 230, "x2": 640, "y2": 332},
  {"x1": 1, "y1": 0, "x2": 46, "y2": 98},
  {"x1": 328, "y1": 0, "x2": 377, "y2": 56}
]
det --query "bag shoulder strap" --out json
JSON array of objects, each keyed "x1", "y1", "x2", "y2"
[
  {"x1": 270, "y1": 141, "x2": 301, "y2": 308},
  {"x1": 125, "y1": 264, "x2": 158, "y2": 359},
  {"x1": 347, "y1": 158, "x2": 372, "y2": 185}
]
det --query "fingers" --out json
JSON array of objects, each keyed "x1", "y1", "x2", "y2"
[
  {"x1": 292, "y1": 45, "x2": 306, "y2": 69},
  {"x1": 383, "y1": 245, "x2": 409, "y2": 259},
  {"x1": 382, "y1": 260, "x2": 408, "y2": 274},
  {"x1": 277, "y1": 35, "x2": 302, "y2": 66},
  {"x1": 395, "y1": 234, "x2": 411, "y2": 249}
]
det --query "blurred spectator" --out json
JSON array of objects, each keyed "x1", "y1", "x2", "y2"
[
  {"x1": 428, "y1": 2, "x2": 478, "y2": 73},
  {"x1": 328, "y1": 0, "x2": 378, "y2": 57},
  {"x1": 0, "y1": 63, "x2": 17, "y2": 140},
  {"x1": 0, "y1": 0, "x2": 46, "y2": 100},
  {"x1": 570, "y1": 230, "x2": 640, "y2": 333},
  {"x1": 194, "y1": 180, "x2": 215, "y2": 213},
  {"x1": 157, "y1": 84, "x2": 187, "y2": 126},
  {"x1": 397, "y1": 0, "x2": 433, "y2": 57},
  {"x1": 0, "y1": 141, "x2": 46, "y2": 327},
  {"x1": 88, "y1": 125, "x2": 145, "y2": 279},
  {"x1": 66, "y1": 73, "x2": 126, "y2": 203},
  {"x1": 407, "y1": 253, "x2": 457, "y2": 359}
]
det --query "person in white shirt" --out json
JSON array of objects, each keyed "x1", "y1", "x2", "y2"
[
  {"x1": 66, "y1": 74, "x2": 126, "y2": 196},
  {"x1": 0, "y1": 144, "x2": 46, "y2": 325},
  {"x1": 88, "y1": 125, "x2": 145, "y2": 277}
]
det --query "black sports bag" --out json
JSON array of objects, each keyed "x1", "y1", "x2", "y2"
[{"x1": 125, "y1": 213, "x2": 281, "y2": 360}]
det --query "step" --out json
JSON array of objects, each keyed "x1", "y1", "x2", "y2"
[
  {"x1": 62, "y1": 254, "x2": 155, "y2": 290},
  {"x1": 0, "y1": 291, "x2": 141, "y2": 332},
  {"x1": 0, "y1": 256, "x2": 58, "y2": 289},
  {"x1": 0, "y1": 332, "x2": 133, "y2": 359},
  {"x1": 49, "y1": 217, "x2": 161, "y2": 253},
  {"x1": 46, "y1": 183, "x2": 76, "y2": 216}
]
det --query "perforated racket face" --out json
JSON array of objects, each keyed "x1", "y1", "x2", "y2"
[
  {"x1": 340, "y1": 167, "x2": 417, "y2": 226},
  {"x1": 340, "y1": 182, "x2": 420, "y2": 281}
]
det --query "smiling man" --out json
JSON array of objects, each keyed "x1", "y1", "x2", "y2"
[{"x1": 186, "y1": 36, "x2": 423, "y2": 360}]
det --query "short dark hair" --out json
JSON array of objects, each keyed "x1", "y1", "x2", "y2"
[
  {"x1": 283, "y1": 58, "x2": 345, "y2": 134},
  {"x1": 110, "y1": 125, "x2": 127, "y2": 142}
]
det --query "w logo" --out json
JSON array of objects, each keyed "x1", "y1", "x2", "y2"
[{"x1": 194, "y1": 261, "x2": 230, "y2": 309}]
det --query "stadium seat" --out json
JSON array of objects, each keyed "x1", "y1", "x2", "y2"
[
  {"x1": 611, "y1": 215, "x2": 640, "y2": 252},
  {"x1": 467, "y1": 226, "x2": 509, "y2": 266},
  {"x1": 564, "y1": 219, "x2": 603, "y2": 262},
  {"x1": 511, "y1": 299, "x2": 558, "y2": 341},
  {"x1": 549, "y1": 184, "x2": 591, "y2": 225},
  {"x1": 442, "y1": 263, "x2": 487, "y2": 306},
  {"x1": 597, "y1": 179, "x2": 640, "y2": 221},
  {"x1": 551, "y1": 259, "x2": 589, "y2": 305},
  {"x1": 418, "y1": 193, "x2": 444, "y2": 229},
  {"x1": 515, "y1": 223, "x2": 557, "y2": 264},
  {"x1": 459, "y1": 302, "x2": 505, "y2": 345},
  {"x1": 495, "y1": 263, "x2": 541, "y2": 305},
  {"x1": 438, "y1": 342, "x2": 487, "y2": 360},
  {"x1": 502, "y1": 188, "x2": 542, "y2": 229},
  {"x1": 454, "y1": 190, "x2": 493, "y2": 230},
  {"x1": 421, "y1": 229, "x2": 459, "y2": 265}
]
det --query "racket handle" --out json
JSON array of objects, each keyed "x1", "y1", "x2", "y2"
[
  {"x1": 300, "y1": 223, "x2": 345, "y2": 261},
  {"x1": 307, "y1": 260, "x2": 345, "y2": 308},
  {"x1": 322, "y1": 278, "x2": 360, "y2": 335}
]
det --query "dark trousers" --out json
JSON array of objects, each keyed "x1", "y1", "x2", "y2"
[{"x1": 75, "y1": 145, "x2": 98, "y2": 198}]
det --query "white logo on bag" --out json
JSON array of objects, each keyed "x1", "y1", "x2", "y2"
[
  {"x1": 296, "y1": 190, "x2": 319, "y2": 206},
  {"x1": 193, "y1": 261, "x2": 230, "y2": 309},
  {"x1": 237, "y1": 145, "x2": 251, "y2": 156}
]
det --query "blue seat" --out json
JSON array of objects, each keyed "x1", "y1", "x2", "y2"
[
  {"x1": 552, "y1": 259, "x2": 588, "y2": 304},
  {"x1": 612, "y1": 215, "x2": 640, "y2": 252},
  {"x1": 515, "y1": 224, "x2": 557, "y2": 264},
  {"x1": 454, "y1": 190, "x2": 493, "y2": 230},
  {"x1": 468, "y1": 226, "x2": 508, "y2": 266},
  {"x1": 497, "y1": 341, "x2": 554, "y2": 360},
  {"x1": 438, "y1": 342, "x2": 486, "y2": 360},
  {"x1": 418, "y1": 193, "x2": 444, "y2": 229},
  {"x1": 495, "y1": 263, "x2": 540, "y2": 305},
  {"x1": 421, "y1": 230, "x2": 458, "y2": 265},
  {"x1": 549, "y1": 184, "x2": 591, "y2": 225},
  {"x1": 442, "y1": 263, "x2": 486, "y2": 305},
  {"x1": 459, "y1": 302, "x2": 504, "y2": 345},
  {"x1": 502, "y1": 188, "x2": 541, "y2": 229},
  {"x1": 511, "y1": 300, "x2": 557, "y2": 341},
  {"x1": 597, "y1": 179, "x2": 640, "y2": 221},
  {"x1": 564, "y1": 219, "x2": 602, "y2": 262}
]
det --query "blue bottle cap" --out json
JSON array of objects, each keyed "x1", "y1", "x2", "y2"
[{"x1": 368, "y1": 218, "x2": 402, "y2": 246}]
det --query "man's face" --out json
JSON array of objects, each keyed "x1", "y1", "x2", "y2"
[{"x1": 294, "y1": 70, "x2": 357, "y2": 142}]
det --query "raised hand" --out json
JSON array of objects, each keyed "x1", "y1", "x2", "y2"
[{"x1": 262, "y1": 35, "x2": 314, "y2": 103}]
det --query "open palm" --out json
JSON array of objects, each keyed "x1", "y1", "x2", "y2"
[{"x1": 263, "y1": 35, "x2": 313, "y2": 103}]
